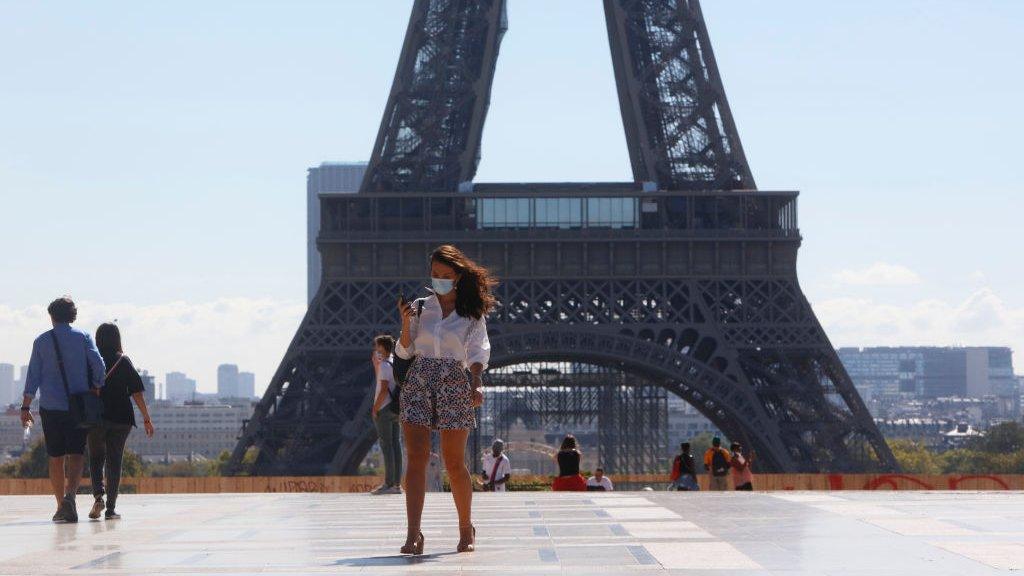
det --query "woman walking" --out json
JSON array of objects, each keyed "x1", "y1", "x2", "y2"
[
  {"x1": 552, "y1": 434, "x2": 587, "y2": 491},
  {"x1": 396, "y1": 245, "x2": 494, "y2": 554},
  {"x1": 87, "y1": 323, "x2": 154, "y2": 520}
]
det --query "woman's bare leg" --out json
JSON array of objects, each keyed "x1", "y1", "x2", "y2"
[
  {"x1": 402, "y1": 422, "x2": 431, "y2": 544},
  {"x1": 440, "y1": 429, "x2": 472, "y2": 528}
]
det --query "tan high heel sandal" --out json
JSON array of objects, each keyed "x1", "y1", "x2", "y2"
[
  {"x1": 457, "y1": 524, "x2": 476, "y2": 553},
  {"x1": 400, "y1": 531, "x2": 424, "y2": 555}
]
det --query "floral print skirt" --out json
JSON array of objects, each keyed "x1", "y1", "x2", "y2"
[{"x1": 400, "y1": 357, "x2": 476, "y2": 430}]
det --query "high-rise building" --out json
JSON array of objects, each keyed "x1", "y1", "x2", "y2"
[
  {"x1": 139, "y1": 370, "x2": 156, "y2": 404},
  {"x1": 837, "y1": 348, "x2": 922, "y2": 399},
  {"x1": 217, "y1": 364, "x2": 239, "y2": 398},
  {"x1": 237, "y1": 371, "x2": 256, "y2": 399},
  {"x1": 307, "y1": 162, "x2": 367, "y2": 303},
  {"x1": 0, "y1": 364, "x2": 14, "y2": 407},
  {"x1": 13, "y1": 366, "x2": 28, "y2": 405},
  {"x1": 126, "y1": 402, "x2": 251, "y2": 460},
  {"x1": 839, "y1": 347, "x2": 1016, "y2": 400},
  {"x1": 165, "y1": 372, "x2": 197, "y2": 402}
]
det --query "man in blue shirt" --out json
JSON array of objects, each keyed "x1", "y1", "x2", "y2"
[{"x1": 20, "y1": 297, "x2": 105, "y2": 523}]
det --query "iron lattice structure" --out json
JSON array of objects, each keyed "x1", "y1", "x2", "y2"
[
  {"x1": 227, "y1": 0, "x2": 896, "y2": 475},
  {"x1": 482, "y1": 364, "x2": 668, "y2": 474}
]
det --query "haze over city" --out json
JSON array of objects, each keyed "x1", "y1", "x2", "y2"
[{"x1": 1, "y1": 1, "x2": 1021, "y2": 394}]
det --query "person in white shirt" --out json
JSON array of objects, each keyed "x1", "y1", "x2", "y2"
[
  {"x1": 426, "y1": 451, "x2": 444, "y2": 493},
  {"x1": 586, "y1": 467, "x2": 614, "y2": 492},
  {"x1": 481, "y1": 439, "x2": 511, "y2": 492},
  {"x1": 396, "y1": 245, "x2": 496, "y2": 555},
  {"x1": 370, "y1": 335, "x2": 402, "y2": 495}
]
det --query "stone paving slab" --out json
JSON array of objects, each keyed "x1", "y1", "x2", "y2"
[{"x1": 0, "y1": 491, "x2": 1021, "y2": 574}]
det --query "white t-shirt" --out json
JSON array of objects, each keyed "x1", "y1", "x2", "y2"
[
  {"x1": 482, "y1": 453, "x2": 511, "y2": 492},
  {"x1": 395, "y1": 295, "x2": 490, "y2": 369},
  {"x1": 374, "y1": 360, "x2": 395, "y2": 409},
  {"x1": 586, "y1": 475, "x2": 614, "y2": 491},
  {"x1": 427, "y1": 452, "x2": 444, "y2": 492}
]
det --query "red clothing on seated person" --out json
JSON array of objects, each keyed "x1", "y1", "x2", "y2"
[{"x1": 552, "y1": 474, "x2": 587, "y2": 491}]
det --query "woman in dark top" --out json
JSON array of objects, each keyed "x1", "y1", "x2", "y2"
[
  {"x1": 87, "y1": 323, "x2": 154, "y2": 520},
  {"x1": 552, "y1": 434, "x2": 587, "y2": 491}
]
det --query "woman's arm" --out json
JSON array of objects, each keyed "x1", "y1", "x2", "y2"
[
  {"x1": 467, "y1": 318, "x2": 489, "y2": 408},
  {"x1": 469, "y1": 362, "x2": 484, "y2": 408},
  {"x1": 132, "y1": 392, "x2": 155, "y2": 437},
  {"x1": 466, "y1": 317, "x2": 490, "y2": 371}
]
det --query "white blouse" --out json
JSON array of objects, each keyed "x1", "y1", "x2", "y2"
[{"x1": 395, "y1": 295, "x2": 490, "y2": 370}]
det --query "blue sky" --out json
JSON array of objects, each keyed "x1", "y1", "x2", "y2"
[{"x1": 1, "y1": 1, "x2": 1021, "y2": 392}]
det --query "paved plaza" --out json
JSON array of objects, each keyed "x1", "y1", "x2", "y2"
[{"x1": 1, "y1": 491, "x2": 1022, "y2": 574}]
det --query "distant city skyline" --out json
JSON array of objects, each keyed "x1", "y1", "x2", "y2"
[
  {"x1": 1, "y1": 2, "x2": 1021, "y2": 390},
  {"x1": 0, "y1": 358, "x2": 257, "y2": 402},
  {"x1": 1, "y1": 344, "x2": 1019, "y2": 403}
]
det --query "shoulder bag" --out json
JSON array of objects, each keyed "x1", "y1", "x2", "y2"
[{"x1": 50, "y1": 330, "x2": 105, "y2": 429}]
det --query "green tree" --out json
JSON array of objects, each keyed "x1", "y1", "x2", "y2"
[
  {"x1": 0, "y1": 440, "x2": 50, "y2": 478},
  {"x1": 888, "y1": 440, "x2": 942, "y2": 474},
  {"x1": 147, "y1": 460, "x2": 203, "y2": 477},
  {"x1": 968, "y1": 422, "x2": 1024, "y2": 453},
  {"x1": 221, "y1": 447, "x2": 257, "y2": 476},
  {"x1": 121, "y1": 448, "x2": 146, "y2": 477},
  {"x1": 2, "y1": 441, "x2": 147, "y2": 479},
  {"x1": 202, "y1": 450, "x2": 233, "y2": 477},
  {"x1": 941, "y1": 448, "x2": 1024, "y2": 474}
]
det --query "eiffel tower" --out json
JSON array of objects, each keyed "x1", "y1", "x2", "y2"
[{"x1": 227, "y1": 0, "x2": 897, "y2": 475}]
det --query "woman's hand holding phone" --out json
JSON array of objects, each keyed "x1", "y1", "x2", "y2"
[{"x1": 398, "y1": 294, "x2": 415, "y2": 327}]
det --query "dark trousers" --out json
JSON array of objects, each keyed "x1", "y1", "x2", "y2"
[
  {"x1": 374, "y1": 409, "x2": 402, "y2": 487},
  {"x1": 87, "y1": 423, "x2": 132, "y2": 507}
]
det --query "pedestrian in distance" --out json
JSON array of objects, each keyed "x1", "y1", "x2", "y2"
[
  {"x1": 586, "y1": 467, "x2": 614, "y2": 491},
  {"x1": 730, "y1": 441, "x2": 755, "y2": 491},
  {"x1": 426, "y1": 451, "x2": 444, "y2": 493},
  {"x1": 670, "y1": 442, "x2": 699, "y2": 491},
  {"x1": 703, "y1": 436, "x2": 732, "y2": 491},
  {"x1": 20, "y1": 297, "x2": 106, "y2": 523},
  {"x1": 481, "y1": 438, "x2": 511, "y2": 492},
  {"x1": 370, "y1": 334, "x2": 402, "y2": 495},
  {"x1": 87, "y1": 322, "x2": 155, "y2": 520},
  {"x1": 396, "y1": 245, "x2": 495, "y2": 554},
  {"x1": 552, "y1": 434, "x2": 587, "y2": 491}
]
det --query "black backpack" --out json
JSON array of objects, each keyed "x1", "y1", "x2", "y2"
[{"x1": 711, "y1": 448, "x2": 730, "y2": 477}]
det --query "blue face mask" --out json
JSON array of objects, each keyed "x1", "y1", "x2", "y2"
[{"x1": 431, "y1": 277, "x2": 455, "y2": 295}]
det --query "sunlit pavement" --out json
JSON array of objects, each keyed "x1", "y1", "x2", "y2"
[{"x1": 1, "y1": 491, "x2": 1022, "y2": 574}]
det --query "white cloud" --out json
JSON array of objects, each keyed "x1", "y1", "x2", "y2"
[
  {"x1": 831, "y1": 262, "x2": 922, "y2": 286},
  {"x1": 0, "y1": 298, "x2": 307, "y2": 396},
  {"x1": 969, "y1": 270, "x2": 988, "y2": 286},
  {"x1": 815, "y1": 288, "x2": 1024, "y2": 357}
]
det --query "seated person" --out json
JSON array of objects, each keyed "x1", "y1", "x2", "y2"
[
  {"x1": 552, "y1": 434, "x2": 587, "y2": 492},
  {"x1": 586, "y1": 467, "x2": 614, "y2": 491}
]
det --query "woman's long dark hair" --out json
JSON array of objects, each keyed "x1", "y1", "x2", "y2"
[
  {"x1": 95, "y1": 322, "x2": 123, "y2": 365},
  {"x1": 559, "y1": 434, "x2": 578, "y2": 452},
  {"x1": 431, "y1": 245, "x2": 497, "y2": 320}
]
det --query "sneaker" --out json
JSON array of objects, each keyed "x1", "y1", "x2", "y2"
[
  {"x1": 60, "y1": 496, "x2": 78, "y2": 523},
  {"x1": 370, "y1": 484, "x2": 389, "y2": 495},
  {"x1": 384, "y1": 485, "x2": 404, "y2": 495},
  {"x1": 89, "y1": 498, "x2": 104, "y2": 520},
  {"x1": 52, "y1": 508, "x2": 65, "y2": 523},
  {"x1": 104, "y1": 509, "x2": 121, "y2": 520}
]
